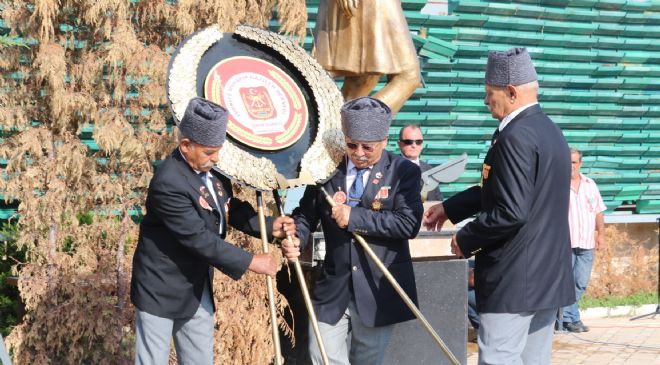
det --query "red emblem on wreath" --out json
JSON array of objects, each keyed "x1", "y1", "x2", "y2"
[{"x1": 204, "y1": 56, "x2": 308, "y2": 151}]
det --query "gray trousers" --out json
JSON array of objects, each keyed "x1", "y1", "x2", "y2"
[
  {"x1": 135, "y1": 285, "x2": 215, "y2": 365},
  {"x1": 309, "y1": 301, "x2": 394, "y2": 365},
  {"x1": 478, "y1": 308, "x2": 556, "y2": 365}
]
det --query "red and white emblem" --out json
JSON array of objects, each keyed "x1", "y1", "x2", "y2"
[
  {"x1": 240, "y1": 86, "x2": 276, "y2": 119},
  {"x1": 375, "y1": 187, "x2": 390, "y2": 199},
  {"x1": 204, "y1": 56, "x2": 308, "y2": 151},
  {"x1": 333, "y1": 191, "x2": 347, "y2": 205},
  {"x1": 199, "y1": 196, "x2": 212, "y2": 211}
]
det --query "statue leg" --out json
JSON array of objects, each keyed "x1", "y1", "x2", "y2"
[
  {"x1": 341, "y1": 75, "x2": 381, "y2": 101},
  {"x1": 373, "y1": 66, "x2": 422, "y2": 115}
]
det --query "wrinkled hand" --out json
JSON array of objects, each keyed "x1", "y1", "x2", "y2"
[
  {"x1": 272, "y1": 215, "x2": 296, "y2": 239},
  {"x1": 332, "y1": 204, "x2": 351, "y2": 228},
  {"x1": 450, "y1": 235, "x2": 464, "y2": 258},
  {"x1": 248, "y1": 253, "x2": 279, "y2": 277},
  {"x1": 423, "y1": 203, "x2": 448, "y2": 231},
  {"x1": 337, "y1": 0, "x2": 359, "y2": 17},
  {"x1": 281, "y1": 235, "x2": 301, "y2": 263}
]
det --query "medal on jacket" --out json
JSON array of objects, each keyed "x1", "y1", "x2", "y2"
[
  {"x1": 480, "y1": 164, "x2": 491, "y2": 186},
  {"x1": 214, "y1": 180, "x2": 224, "y2": 197},
  {"x1": 372, "y1": 171, "x2": 383, "y2": 184},
  {"x1": 333, "y1": 190, "x2": 347, "y2": 205},
  {"x1": 199, "y1": 196, "x2": 213, "y2": 211},
  {"x1": 371, "y1": 199, "x2": 382, "y2": 211},
  {"x1": 375, "y1": 186, "x2": 390, "y2": 199}
]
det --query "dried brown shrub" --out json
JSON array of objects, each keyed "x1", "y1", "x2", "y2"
[
  {"x1": 1, "y1": 0, "x2": 305, "y2": 363},
  {"x1": 588, "y1": 223, "x2": 659, "y2": 298}
]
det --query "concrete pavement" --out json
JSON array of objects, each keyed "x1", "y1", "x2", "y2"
[{"x1": 466, "y1": 315, "x2": 660, "y2": 364}]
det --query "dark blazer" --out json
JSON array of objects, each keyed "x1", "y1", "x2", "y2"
[
  {"x1": 443, "y1": 105, "x2": 574, "y2": 313},
  {"x1": 293, "y1": 151, "x2": 423, "y2": 327},
  {"x1": 131, "y1": 148, "x2": 270, "y2": 319},
  {"x1": 419, "y1": 160, "x2": 444, "y2": 201}
]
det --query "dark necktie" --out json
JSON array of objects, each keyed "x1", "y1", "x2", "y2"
[
  {"x1": 348, "y1": 168, "x2": 367, "y2": 207},
  {"x1": 198, "y1": 171, "x2": 207, "y2": 184}
]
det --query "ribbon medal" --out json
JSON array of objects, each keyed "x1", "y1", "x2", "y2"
[
  {"x1": 371, "y1": 199, "x2": 382, "y2": 211},
  {"x1": 375, "y1": 186, "x2": 390, "y2": 199},
  {"x1": 480, "y1": 164, "x2": 491, "y2": 186},
  {"x1": 482, "y1": 164, "x2": 491, "y2": 180}
]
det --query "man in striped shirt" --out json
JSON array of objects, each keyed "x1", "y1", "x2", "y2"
[{"x1": 561, "y1": 148, "x2": 607, "y2": 333}]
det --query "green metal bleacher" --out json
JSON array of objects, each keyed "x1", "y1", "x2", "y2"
[{"x1": 395, "y1": 0, "x2": 660, "y2": 213}]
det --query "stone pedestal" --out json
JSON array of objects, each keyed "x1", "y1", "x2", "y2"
[{"x1": 282, "y1": 248, "x2": 468, "y2": 364}]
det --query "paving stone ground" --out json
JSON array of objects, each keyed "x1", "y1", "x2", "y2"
[{"x1": 466, "y1": 315, "x2": 660, "y2": 365}]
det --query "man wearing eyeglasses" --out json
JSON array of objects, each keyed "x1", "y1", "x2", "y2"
[
  {"x1": 398, "y1": 125, "x2": 443, "y2": 201},
  {"x1": 281, "y1": 97, "x2": 423, "y2": 365}
]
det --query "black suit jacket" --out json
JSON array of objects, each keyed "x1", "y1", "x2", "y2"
[
  {"x1": 443, "y1": 105, "x2": 574, "y2": 313},
  {"x1": 419, "y1": 161, "x2": 444, "y2": 201},
  {"x1": 293, "y1": 151, "x2": 423, "y2": 327},
  {"x1": 131, "y1": 148, "x2": 270, "y2": 319}
]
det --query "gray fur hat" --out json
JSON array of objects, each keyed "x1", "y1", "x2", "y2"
[
  {"x1": 178, "y1": 97, "x2": 228, "y2": 146},
  {"x1": 485, "y1": 47, "x2": 538, "y2": 87},
  {"x1": 340, "y1": 97, "x2": 392, "y2": 142}
]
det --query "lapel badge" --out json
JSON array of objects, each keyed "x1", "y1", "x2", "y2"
[
  {"x1": 333, "y1": 191, "x2": 347, "y2": 205},
  {"x1": 372, "y1": 179, "x2": 379, "y2": 185},
  {"x1": 215, "y1": 181, "x2": 224, "y2": 197},
  {"x1": 199, "y1": 196, "x2": 212, "y2": 211},
  {"x1": 199, "y1": 186, "x2": 210, "y2": 199},
  {"x1": 375, "y1": 172, "x2": 383, "y2": 179},
  {"x1": 376, "y1": 186, "x2": 390, "y2": 199},
  {"x1": 371, "y1": 199, "x2": 382, "y2": 211},
  {"x1": 482, "y1": 164, "x2": 491, "y2": 180}
]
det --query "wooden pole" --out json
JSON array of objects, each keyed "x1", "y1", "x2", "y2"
[
  {"x1": 272, "y1": 190, "x2": 329, "y2": 365},
  {"x1": 256, "y1": 191, "x2": 282, "y2": 365}
]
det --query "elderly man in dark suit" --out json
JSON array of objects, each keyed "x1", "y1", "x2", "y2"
[
  {"x1": 131, "y1": 97, "x2": 294, "y2": 365},
  {"x1": 281, "y1": 97, "x2": 423, "y2": 365},
  {"x1": 398, "y1": 124, "x2": 443, "y2": 201},
  {"x1": 423, "y1": 48, "x2": 574, "y2": 364}
]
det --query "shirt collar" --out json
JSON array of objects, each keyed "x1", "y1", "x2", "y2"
[
  {"x1": 347, "y1": 159, "x2": 373, "y2": 173},
  {"x1": 401, "y1": 155, "x2": 420, "y2": 166},
  {"x1": 499, "y1": 102, "x2": 538, "y2": 132},
  {"x1": 179, "y1": 147, "x2": 206, "y2": 176}
]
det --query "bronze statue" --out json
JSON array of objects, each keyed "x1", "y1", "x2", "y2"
[{"x1": 314, "y1": 0, "x2": 422, "y2": 114}]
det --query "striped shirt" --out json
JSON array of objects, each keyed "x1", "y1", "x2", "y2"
[{"x1": 568, "y1": 174, "x2": 606, "y2": 249}]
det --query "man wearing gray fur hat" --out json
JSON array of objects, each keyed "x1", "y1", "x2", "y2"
[
  {"x1": 131, "y1": 97, "x2": 295, "y2": 364},
  {"x1": 281, "y1": 96, "x2": 424, "y2": 365},
  {"x1": 424, "y1": 48, "x2": 574, "y2": 364}
]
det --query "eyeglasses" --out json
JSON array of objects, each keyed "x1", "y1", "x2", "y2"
[
  {"x1": 400, "y1": 139, "x2": 423, "y2": 146},
  {"x1": 346, "y1": 142, "x2": 377, "y2": 153}
]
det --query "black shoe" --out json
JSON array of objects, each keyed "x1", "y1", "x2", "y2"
[
  {"x1": 565, "y1": 321, "x2": 584, "y2": 333},
  {"x1": 574, "y1": 320, "x2": 589, "y2": 332}
]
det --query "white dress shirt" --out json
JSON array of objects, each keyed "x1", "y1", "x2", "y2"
[
  {"x1": 499, "y1": 102, "x2": 538, "y2": 132},
  {"x1": 346, "y1": 159, "x2": 373, "y2": 193}
]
